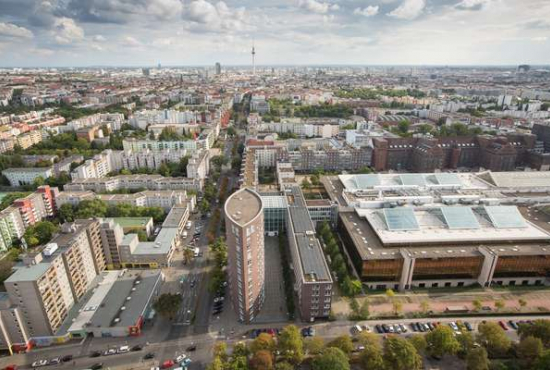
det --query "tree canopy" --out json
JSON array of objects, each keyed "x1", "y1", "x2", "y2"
[{"x1": 311, "y1": 347, "x2": 350, "y2": 370}]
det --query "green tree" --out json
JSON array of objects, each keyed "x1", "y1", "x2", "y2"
[
  {"x1": 477, "y1": 322, "x2": 511, "y2": 357},
  {"x1": 213, "y1": 342, "x2": 227, "y2": 361},
  {"x1": 152, "y1": 293, "x2": 182, "y2": 320},
  {"x1": 136, "y1": 230, "x2": 148, "y2": 242},
  {"x1": 207, "y1": 357, "x2": 224, "y2": 370},
  {"x1": 386, "y1": 289, "x2": 395, "y2": 300},
  {"x1": 304, "y1": 337, "x2": 325, "y2": 355},
  {"x1": 250, "y1": 333, "x2": 275, "y2": 354},
  {"x1": 274, "y1": 363, "x2": 293, "y2": 370},
  {"x1": 408, "y1": 335, "x2": 427, "y2": 355},
  {"x1": 278, "y1": 325, "x2": 304, "y2": 364},
  {"x1": 357, "y1": 331, "x2": 381, "y2": 349},
  {"x1": 159, "y1": 162, "x2": 171, "y2": 176},
  {"x1": 383, "y1": 336, "x2": 422, "y2": 370},
  {"x1": 311, "y1": 347, "x2": 349, "y2": 370},
  {"x1": 249, "y1": 350, "x2": 273, "y2": 370},
  {"x1": 393, "y1": 300, "x2": 403, "y2": 315},
  {"x1": 518, "y1": 320, "x2": 550, "y2": 347},
  {"x1": 327, "y1": 335, "x2": 354, "y2": 355},
  {"x1": 75, "y1": 199, "x2": 108, "y2": 218},
  {"x1": 359, "y1": 345, "x2": 384, "y2": 370},
  {"x1": 301, "y1": 178, "x2": 311, "y2": 190},
  {"x1": 425, "y1": 325, "x2": 460, "y2": 358},
  {"x1": 23, "y1": 221, "x2": 59, "y2": 247},
  {"x1": 457, "y1": 330, "x2": 475, "y2": 357},
  {"x1": 341, "y1": 277, "x2": 362, "y2": 297},
  {"x1": 534, "y1": 350, "x2": 550, "y2": 370},
  {"x1": 517, "y1": 336, "x2": 543, "y2": 368},
  {"x1": 233, "y1": 342, "x2": 250, "y2": 358},
  {"x1": 472, "y1": 299, "x2": 483, "y2": 311},
  {"x1": 466, "y1": 347, "x2": 489, "y2": 370},
  {"x1": 494, "y1": 300, "x2": 505, "y2": 311},
  {"x1": 420, "y1": 300, "x2": 430, "y2": 314},
  {"x1": 227, "y1": 356, "x2": 248, "y2": 370}
]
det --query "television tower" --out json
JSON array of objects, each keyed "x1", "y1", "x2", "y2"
[{"x1": 251, "y1": 42, "x2": 256, "y2": 76}]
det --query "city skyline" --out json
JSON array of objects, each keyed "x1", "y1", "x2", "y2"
[{"x1": 1, "y1": 0, "x2": 549, "y2": 67}]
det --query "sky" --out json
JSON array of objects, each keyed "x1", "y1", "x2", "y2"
[{"x1": 0, "y1": 0, "x2": 549, "y2": 67}]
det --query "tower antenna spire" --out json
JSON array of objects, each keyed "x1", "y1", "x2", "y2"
[{"x1": 251, "y1": 40, "x2": 256, "y2": 76}]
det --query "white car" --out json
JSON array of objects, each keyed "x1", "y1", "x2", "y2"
[
  {"x1": 32, "y1": 360, "x2": 49, "y2": 367},
  {"x1": 117, "y1": 345, "x2": 130, "y2": 353},
  {"x1": 175, "y1": 354, "x2": 187, "y2": 362},
  {"x1": 103, "y1": 348, "x2": 117, "y2": 356},
  {"x1": 214, "y1": 296, "x2": 225, "y2": 303}
]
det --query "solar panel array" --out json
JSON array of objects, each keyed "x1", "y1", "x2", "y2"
[
  {"x1": 484, "y1": 206, "x2": 527, "y2": 229},
  {"x1": 440, "y1": 207, "x2": 480, "y2": 229},
  {"x1": 383, "y1": 208, "x2": 420, "y2": 231}
]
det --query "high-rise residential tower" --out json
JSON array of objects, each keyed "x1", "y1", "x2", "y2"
[
  {"x1": 215, "y1": 62, "x2": 221, "y2": 75},
  {"x1": 224, "y1": 188, "x2": 264, "y2": 323}
]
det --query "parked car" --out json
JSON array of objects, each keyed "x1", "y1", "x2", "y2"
[
  {"x1": 464, "y1": 322, "x2": 473, "y2": 332},
  {"x1": 117, "y1": 345, "x2": 130, "y2": 353},
  {"x1": 161, "y1": 360, "x2": 175, "y2": 369},
  {"x1": 508, "y1": 321, "x2": 518, "y2": 330},
  {"x1": 498, "y1": 321, "x2": 508, "y2": 331},
  {"x1": 301, "y1": 327, "x2": 315, "y2": 337},
  {"x1": 186, "y1": 345, "x2": 197, "y2": 352},
  {"x1": 90, "y1": 351, "x2": 101, "y2": 358},
  {"x1": 214, "y1": 296, "x2": 224, "y2": 303},
  {"x1": 61, "y1": 355, "x2": 73, "y2": 362},
  {"x1": 382, "y1": 324, "x2": 390, "y2": 333},
  {"x1": 144, "y1": 353, "x2": 155, "y2": 360},
  {"x1": 90, "y1": 363, "x2": 103, "y2": 370},
  {"x1": 49, "y1": 357, "x2": 61, "y2": 365},
  {"x1": 103, "y1": 348, "x2": 117, "y2": 356},
  {"x1": 31, "y1": 360, "x2": 48, "y2": 368},
  {"x1": 131, "y1": 345, "x2": 143, "y2": 351},
  {"x1": 375, "y1": 325, "x2": 383, "y2": 333},
  {"x1": 399, "y1": 324, "x2": 408, "y2": 333},
  {"x1": 175, "y1": 354, "x2": 187, "y2": 363},
  {"x1": 350, "y1": 325, "x2": 363, "y2": 335}
]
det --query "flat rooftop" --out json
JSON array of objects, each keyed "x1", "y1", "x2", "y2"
[
  {"x1": 358, "y1": 205, "x2": 550, "y2": 246},
  {"x1": 225, "y1": 188, "x2": 263, "y2": 226},
  {"x1": 162, "y1": 205, "x2": 188, "y2": 228},
  {"x1": 133, "y1": 228, "x2": 177, "y2": 255},
  {"x1": 478, "y1": 171, "x2": 550, "y2": 189},
  {"x1": 112, "y1": 217, "x2": 152, "y2": 228},
  {"x1": 69, "y1": 270, "x2": 161, "y2": 331}
]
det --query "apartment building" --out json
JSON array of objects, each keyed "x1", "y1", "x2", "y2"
[
  {"x1": 65, "y1": 174, "x2": 202, "y2": 192},
  {"x1": 3, "y1": 220, "x2": 102, "y2": 337},
  {"x1": 13, "y1": 194, "x2": 48, "y2": 228},
  {"x1": 4, "y1": 250, "x2": 75, "y2": 337},
  {"x1": 285, "y1": 186, "x2": 333, "y2": 322},
  {"x1": 2, "y1": 167, "x2": 53, "y2": 187},
  {"x1": 122, "y1": 138, "x2": 198, "y2": 152},
  {"x1": 118, "y1": 149, "x2": 191, "y2": 171},
  {"x1": 99, "y1": 219, "x2": 124, "y2": 269},
  {"x1": 224, "y1": 188, "x2": 265, "y2": 323},
  {"x1": 0, "y1": 206, "x2": 25, "y2": 252},
  {"x1": 16, "y1": 130, "x2": 42, "y2": 150},
  {"x1": 74, "y1": 219, "x2": 106, "y2": 274},
  {"x1": 186, "y1": 150, "x2": 210, "y2": 181},
  {"x1": 71, "y1": 149, "x2": 119, "y2": 180},
  {"x1": 0, "y1": 293, "x2": 31, "y2": 354}
]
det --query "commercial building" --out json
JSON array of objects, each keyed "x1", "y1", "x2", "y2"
[
  {"x1": 2, "y1": 167, "x2": 53, "y2": 187},
  {"x1": 224, "y1": 188, "x2": 265, "y2": 323},
  {"x1": 370, "y1": 133, "x2": 540, "y2": 172},
  {"x1": 323, "y1": 173, "x2": 550, "y2": 291},
  {"x1": 66, "y1": 270, "x2": 162, "y2": 338}
]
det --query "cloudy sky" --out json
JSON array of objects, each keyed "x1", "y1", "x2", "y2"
[{"x1": 0, "y1": 0, "x2": 549, "y2": 67}]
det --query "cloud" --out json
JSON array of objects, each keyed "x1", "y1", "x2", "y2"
[
  {"x1": 297, "y1": 0, "x2": 330, "y2": 14},
  {"x1": 0, "y1": 22, "x2": 34, "y2": 38},
  {"x1": 53, "y1": 17, "x2": 84, "y2": 45},
  {"x1": 455, "y1": 0, "x2": 492, "y2": 11},
  {"x1": 183, "y1": 0, "x2": 248, "y2": 33},
  {"x1": 531, "y1": 36, "x2": 548, "y2": 42},
  {"x1": 93, "y1": 35, "x2": 106, "y2": 42},
  {"x1": 123, "y1": 36, "x2": 141, "y2": 47},
  {"x1": 66, "y1": 0, "x2": 183, "y2": 24},
  {"x1": 354, "y1": 6, "x2": 379, "y2": 17},
  {"x1": 387, "y1": 0, "x2": 426, "y2": 20},
  {"x1": 524, "y1": 20, "x2": 550, "y2": 30}
]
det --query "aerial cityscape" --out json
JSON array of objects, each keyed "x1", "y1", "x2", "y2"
[{"x1": 1, "y1": 0, "x2": 550, "y2": 370}]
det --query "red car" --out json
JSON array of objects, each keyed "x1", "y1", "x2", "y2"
[
  {"x1": 161, "y1": 360, "x2": 175, "y2": 369},
  {"x1": 498, "y1": 321, "x2": 508, "y2": 330}
]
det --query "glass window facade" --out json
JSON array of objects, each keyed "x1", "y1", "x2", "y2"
[
  {"x1": 264, "y1": 208, "x2": 286, "y2": 232},
  {"x1": 362, "y1": 259, "x2": 403, "y2": 282},
  {"x1": 494, "y1": 255, "x2": 550, "y2": 278},
  {"x1": 412, "y1": 257, "x2": 483, "y2": 280}
]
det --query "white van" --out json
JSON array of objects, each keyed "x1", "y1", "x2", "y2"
[
  {"x1": 194, "y1": 247, "x2": 200, "y2": 257},
  {"x1": 185, "y1": 221, "x2": 192, "y2": 230}
]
